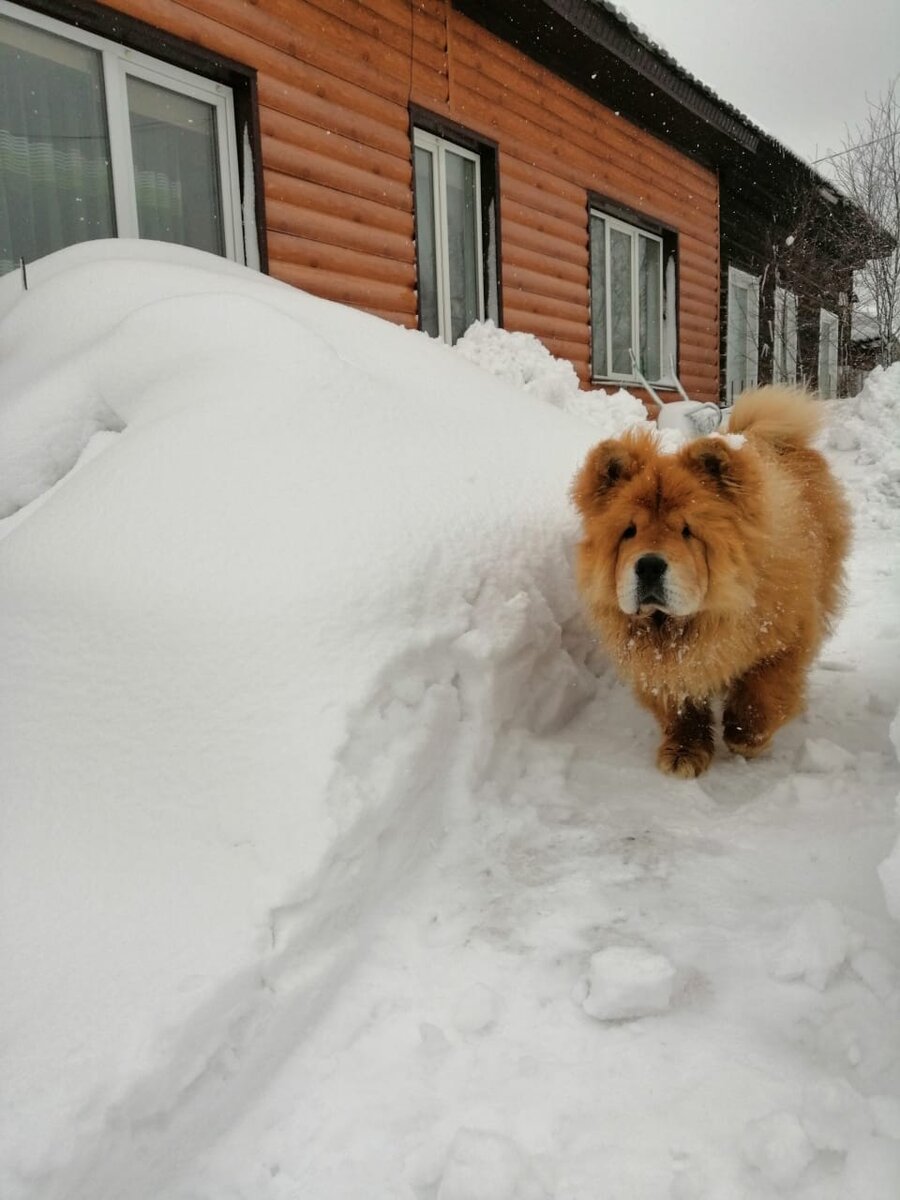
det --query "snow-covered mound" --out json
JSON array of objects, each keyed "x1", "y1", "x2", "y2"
[
  {"x1": 454, "y1": 319, "x2": 651, "y2": 437},
  {"x1": 0, "y1": 241, "x2": 619, "y2": 1198},
  {"x1": 827, "y1": 362, "x2": 900, "y2": 519}
]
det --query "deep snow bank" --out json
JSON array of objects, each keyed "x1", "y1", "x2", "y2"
[
  {"x1": 828, "y1": 363, "x2": 900, "y2": 922},
  {"x1": 0, "y1": 242, "x2": 625, "y2": 1198}
]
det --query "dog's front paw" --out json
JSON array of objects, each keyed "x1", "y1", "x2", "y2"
[
  {"x1": 657, "y1": 739, "x2": 713, "y2": 778},
  {"x1": 723, "y1": 731, "x2": 772, "y2": 759},
  {"x1": 723, "y1": 715, "x2": 772, "y2": 759}
]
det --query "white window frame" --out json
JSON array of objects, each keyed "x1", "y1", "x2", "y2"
[
  {"x1": 1, "y1": 0, "x2": 245, "y2": 262},
  {"x1": 726, "y1": 266, "x2": 760, "y2": 401},
  {"x1": 773, "y1": 286, "x2": 798, "y2": 384},
  {"x1": 590, "y1": 209, "x2": 665, "y2": 384},
  {"x1": 818, "y1": 308, "x2": 839, "y2": 399},
  {"x1": 413, "y1": 126, "x2": 485, "y2": 345}
]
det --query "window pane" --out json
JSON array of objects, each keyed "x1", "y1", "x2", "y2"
[
  {"x1": 609, "y1": 227, "x2": 633, "y2": 374},
  {"x1": 786, "y1": 293, "x2": 798, "y2": 382},
  {"x1": 0, "y1": 14, "x2": 115, "y2": 276},
  {"x1": 127, "y1": 75, "x2": 223, "y2": 255},
  {"x1": 590, "y1": 214, "x2": 607, "y2": 377},
  {"x1": 444, "y1": 149, "x2": 479, "y2": 344},
  {"x1": 414, "y1": 144, "x2": 439, "y2": 338},
  {"x1": 638, "y1": 235, "x2": 661, "y2": 380}
]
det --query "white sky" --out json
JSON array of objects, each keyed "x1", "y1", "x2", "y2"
[{"x1": 617, "y1": 0, "x2": 900, "y2": 166}]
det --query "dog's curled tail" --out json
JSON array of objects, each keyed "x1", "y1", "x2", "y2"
[{"x1": 727, "y1": 386, "x2": 823, "y2": 450}]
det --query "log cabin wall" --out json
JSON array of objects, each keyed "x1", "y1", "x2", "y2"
[{"x1": 21, "y1": 0, "x2": 721, "y2": 402}]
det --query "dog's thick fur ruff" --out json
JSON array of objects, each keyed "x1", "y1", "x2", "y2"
[{"x1": 572, "y1": 387, "x2": 851, "y2": 778}]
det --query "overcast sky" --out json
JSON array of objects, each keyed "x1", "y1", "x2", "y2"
[{"x1": 617, "y1": 0, "x2": 899, "y2": 167}]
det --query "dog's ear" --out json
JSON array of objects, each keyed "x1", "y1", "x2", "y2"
[
  {"x1": 571, "y1": 439, "x2": 641, "y2": 516},
  {"x1": 682, "y1": 437, "x2": 743, "y2": 494}
]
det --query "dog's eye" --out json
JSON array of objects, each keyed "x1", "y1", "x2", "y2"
[
  {"x1": 622, "y1": 524, "x2": 637, "y2": 540},
  {"x1": 682, "y1": 524, "x2": 692, "y2": 539}
]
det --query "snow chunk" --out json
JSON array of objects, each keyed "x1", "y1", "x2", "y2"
[
  {"x1": 878, "y1": 710, "x2": 900, "y2": 921},
  {"x1": 709, "y1": 430, "x2": 745, "y2": 449},
  {"x1": 869, "y1": 1095, "x2": 900, "y2": 1141},
  {"x1": 841, "y1": 1135, "x2": 900, "y2": 1199},
  {"x1": 454, "y1": 319, "x2": 581, "y2": 410},
  {"x1": 801, "y1": 1078, "x2": 872, "y2": 1152},
  {"x1": 580, "y1": 946, "x2": 676, "y2": 1021},
  {"x1": 436, "y1": 1129, "x2": 548, "y2": 1200},
  {"x1": 452, "y1": 983, "x2": 500, "y2": 1034},
  {"x1": 769, "y1": 900, "x2": 852, "y2": 990},
  {"x1": 565, "y1": 386, "x2": 651, "y2": 437},
  {"x1": 741, "y1": 1111, "x2": 816, "y2": 1190},
  {"x1": 879, "y1": 830, "x2": 900, "y2": 921},
  {"x1": 798, "y1": 737, "x2": 857, "y2": 774}
]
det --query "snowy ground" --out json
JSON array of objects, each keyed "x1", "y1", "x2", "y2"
[{"x1": 1, "y1": 244, "x2": 898, "y2": 1199}]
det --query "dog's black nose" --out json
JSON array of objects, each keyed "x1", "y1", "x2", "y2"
[{"x1": 635, "y1": 554, "x2": 667, "y2": 587}]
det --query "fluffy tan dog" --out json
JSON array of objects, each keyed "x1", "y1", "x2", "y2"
[{"x1": 572, "y1": 388, "x2": 851, "y2": 778}]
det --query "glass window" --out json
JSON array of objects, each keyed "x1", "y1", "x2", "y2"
[
  {"x1": 414, "y1": 144, "x2": 440, "y2": 339},
  {"x1": 609, "y1": 226, "x2": 634, "y2": 375},
  {"x1": 0, "y1": 12, "x2": 115, "y2": 275},
  {"x1": 128, "y1": 76, "x2": 223, "y2": 256},
  {"x1": 773, "y1": 287, "x2": 798, "y2": 384},
  {"x1": 413, "y1": 127, "x2": 485, "y2": 345},
  {"x1": 444, "y1": 148, "x2": 480, "y2": 345},
  {"x1": 0, "y1": 2, "x2": 243, "y2": 275},
  {"x1": 638, "y1": 235, "x2": 662, "y2": 381},
  {"x1": 726, "y1": 266, "x2": 760, "y2": 401},
  {"x1": 589, "y1": 215, "x2": 607, "y2": 378},
  {"x1": 590, "y1": 210, "x2": 665, "y2": 382},
  {"x1": 818, "y1": 309, "x2": 839, "y2": 399}
]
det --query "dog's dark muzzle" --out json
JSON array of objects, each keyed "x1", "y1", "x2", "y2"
[{"x1": 635, "y1": 554, "x2": 668, "y2": 606}]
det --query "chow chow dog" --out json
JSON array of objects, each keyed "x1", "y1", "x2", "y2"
[{"x1": 572, "y1": 388, "x2": 851, "y2": 778}]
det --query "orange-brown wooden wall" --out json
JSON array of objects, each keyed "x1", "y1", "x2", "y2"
[{"x1": 102, "y1": 0, "x2": 720, "y2": 402}]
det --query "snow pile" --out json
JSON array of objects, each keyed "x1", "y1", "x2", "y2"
[
  {"x1": 0, "y1": 241, "x2": 608, "y2": 1198},
  {"x1": 454, "y1": 318, "x2": 651, "y2": 437},
  {"x1": 827, "y1": 362, "x2": 900, "y2": 515}
]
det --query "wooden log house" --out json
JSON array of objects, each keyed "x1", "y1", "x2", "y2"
[{"x1": 0, "y1": 0, "x2": 885, "y2": 402}]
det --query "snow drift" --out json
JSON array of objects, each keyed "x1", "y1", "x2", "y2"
[{"x1": 0, "y1": 241, "x2": 606, "y2": 1198}]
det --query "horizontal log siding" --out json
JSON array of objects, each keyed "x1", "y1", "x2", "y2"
[{"x1": 98, "y1": 0, "x2": 719, "y2": 398}]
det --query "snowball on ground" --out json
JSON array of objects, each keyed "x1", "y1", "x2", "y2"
[
  {"x1": 879, "y1": 710, "x2": 900, "y2": 921},
  {"x1": 841, "y1": 1135, "x2": 900, "y2": 1200},
  {"x1": 879, "y1": 839, "x2": 900, "y2": 922},
  {"x1": 798, "y1": 736, "x2": 857, "y2": 774},
  {"x1": 452, "y1": 983, "x2": 500, "y2": 1034},
  {"x1": 768, "y1": 899, "x2": 853, "y2": 990},
  {"x1": 741, "y1": 1111, "x2": 817, "y2": 1190},
  {"x1": 580, "y1": 945, "x2": 676, "y2": 1020},
  {"x1": 436, "y1": 1129, "x2": 547, "y2": 1200},
  {"x1": 800, "y1": 1078, "x2": 872, "y2": 1152}
]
